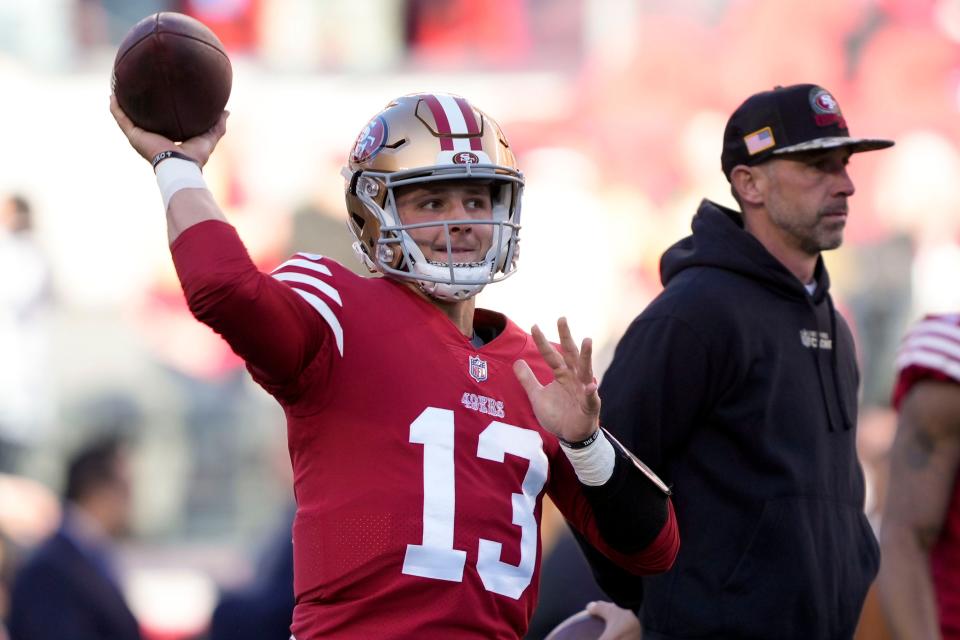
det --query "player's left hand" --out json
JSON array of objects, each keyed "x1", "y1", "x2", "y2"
[{"x1": 513, "y1": 317, "x2": 600, "y2": 443}]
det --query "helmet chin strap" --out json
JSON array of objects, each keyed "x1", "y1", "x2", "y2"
[
  {"x1": 410, "y1": 258, "x2": 490, "y2": 301},
  {"x1": 416, "y1": 278, "x2": 486, "y2": 302}
]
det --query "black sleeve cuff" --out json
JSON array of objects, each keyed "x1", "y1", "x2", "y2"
[{"x1": 580, "y1": 433, "x2": 670, "y2": 554}]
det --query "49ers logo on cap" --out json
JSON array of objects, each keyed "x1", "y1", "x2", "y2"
[
  {"x1": 351, "y1": 116, "x2": 388, "y2": 163},
  {"x1": 812, "y1": 90, "x2": 838, "y2": 113},
  {"x1": 453, "y1": 152, "x2": 480, "y2": 165},
  {"x1": 809, "y1": 87, "x2": 846, "y2": 128}
]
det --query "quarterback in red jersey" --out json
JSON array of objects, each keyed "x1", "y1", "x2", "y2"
[
  {"x1": 881, "y1": 313, "x2": 960, "y2": 639},
  {"x1": 110, "y1": 92, "x2": 678, "y2": 639}
]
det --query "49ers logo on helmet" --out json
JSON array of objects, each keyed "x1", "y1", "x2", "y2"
[
  {"x1": 352, "y1": 116, "x2": 388, "y2": 163},
  {"x1": 453, "y1": 152, "x2": 480, "y2": 165}
]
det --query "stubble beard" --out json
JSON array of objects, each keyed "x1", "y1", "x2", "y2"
[
  {"x1": 807, "y1": 210, "x2": 847, "y2": 253},
  {"x1": 769, "y1": 201, "x2": 846, "y2": 256}
]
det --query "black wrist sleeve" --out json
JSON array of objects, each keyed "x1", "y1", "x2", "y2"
[{"x1": 580, "y1": 434, "x2": 670, "y2": 554}]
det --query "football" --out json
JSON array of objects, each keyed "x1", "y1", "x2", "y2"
[
  {"x1": 112, "y1": 12, "x2": 232, "y2": 141},
  {"x1": 544, "y1": 610, "x2": 607, "y2": 640}
]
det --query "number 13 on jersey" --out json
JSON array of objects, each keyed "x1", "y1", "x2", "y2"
[{"x1": 402, "y1": 407, "x2": 548, "y2": 599}]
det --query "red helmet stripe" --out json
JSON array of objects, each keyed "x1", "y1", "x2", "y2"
[
  {"x1": 420, "y1": 94, "x2": 454, "y2": 151},
  {"x1": 453, "y1": 97, "x2": 483, "y2": 151}
]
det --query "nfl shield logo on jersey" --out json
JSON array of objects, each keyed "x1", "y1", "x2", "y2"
[{"x1": 468, "y1": 355, "x2": 488, "y2": 383}]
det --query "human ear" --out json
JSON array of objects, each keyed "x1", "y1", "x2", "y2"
[{"x1": 729, "y1": 165, "x2": 765, "y2": 207}]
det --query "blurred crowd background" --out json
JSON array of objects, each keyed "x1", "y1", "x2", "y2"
[{"x1": 0, "y1": 0, "x2": 958, "y2": 637}]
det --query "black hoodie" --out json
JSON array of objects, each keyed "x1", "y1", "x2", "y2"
[{"x1": 597, "y1": 200, "x2": 879, "y2": 639}]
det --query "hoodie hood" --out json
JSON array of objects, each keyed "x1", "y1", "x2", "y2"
[{"x1": 660, "y1": 199, "x2": 831, "y2": 303}]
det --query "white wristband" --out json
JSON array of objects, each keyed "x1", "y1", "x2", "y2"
[
  {"x1": 155, "y1": 158, "x2": 207, "y2": 211},
  {"x1": 559, "y1": 429, "x2": 616, "y2": 486}
]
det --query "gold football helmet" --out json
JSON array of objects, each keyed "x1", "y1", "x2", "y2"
[{"x1": 343, "y1": 93, "x2": 524, "y2": 301}]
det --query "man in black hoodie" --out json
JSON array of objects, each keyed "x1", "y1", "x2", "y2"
[{"x1": 588, "y1": 85, "x2": 894, "y2": 639}]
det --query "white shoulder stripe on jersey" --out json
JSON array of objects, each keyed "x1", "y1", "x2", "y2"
[
  {"x1": 297, "y1": 252, "x2": 325, "y2": 261},
  {"x1": 272, "y1": 258, "x2": 332, "y2": 277},
  {"x1": 895, "y1": 349, "x2": 960, "y2": 382},
  {"x1": 273, "y1": 272, "x2": 342, "y2": 306},
  {"x1": 291, "y1": 288, "x2": 344, "y2": 356},
  {"x1": 909, "y1": 318, "x2": 960, "y2": 344},
  {"x1": 899, "y1": 334, "x2": 960, "y2": 362}
]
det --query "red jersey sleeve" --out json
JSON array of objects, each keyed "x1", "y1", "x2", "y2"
[
  {"x1": 170, "y1": 220, "x2": 339, "y2": 401},
  {"x1": 892, "y1": 314, "x2": 960, "y2": 409}
]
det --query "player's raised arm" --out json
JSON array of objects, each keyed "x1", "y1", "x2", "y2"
[{"x1": 110, "y1": 97, "x2": 328, "y2": 388}]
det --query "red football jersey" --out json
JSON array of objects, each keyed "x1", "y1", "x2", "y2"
[
  {"x1": 893, "y1": 313, "x2": 960, "y2": 639},
  {"x1": 171, "y1": 221, "x2": 677, "y2": 639}
]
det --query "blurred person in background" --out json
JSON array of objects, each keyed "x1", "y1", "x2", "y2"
[
  {"x1": 589, "y1": 84, "x2": 893, "y2": 639},
  {"x1": 109, "y1": 91, "x2": 678, "y2": 639},
  {"x1": 0, "y1": 472, "x2": 60, "y2": 637},
  {"x1": 8, "y1": 435, "x2": 140, "y2": 640},
  {"x1": 0, "y1": 194, "x2": 53, "y2": 474},
  {"x1": 880, "y1": 313, "x2": 960, "y2": 639}
]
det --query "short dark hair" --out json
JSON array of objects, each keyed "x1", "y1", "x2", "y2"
[{"x1": 64, "y1": 437, "x2": 125, "y2": 503}]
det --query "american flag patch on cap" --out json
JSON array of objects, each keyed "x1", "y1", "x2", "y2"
[{"x1": 744, "y1": 127, "x2": 775, "y2": 155}]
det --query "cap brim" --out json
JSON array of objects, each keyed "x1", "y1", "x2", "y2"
[{"x1": 772, "y1": 136, "x2": 895, "y2": 155}]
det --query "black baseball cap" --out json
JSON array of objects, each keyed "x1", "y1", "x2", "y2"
[{"x1": 721, "y1": 83, "x2": 894, "y2": 179}]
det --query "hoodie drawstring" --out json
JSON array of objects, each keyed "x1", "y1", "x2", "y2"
[{"x1": 826, "y1": 295, "x2": 854, "y2": 430}]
